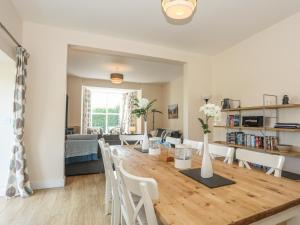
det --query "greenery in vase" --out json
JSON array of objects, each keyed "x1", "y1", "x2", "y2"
[
  {"x1": 198, "y1": 103, "x2": 221, "y2": 134},
  {"x1": 131, "y1": 98, "x2": 157, "y2": 122}
]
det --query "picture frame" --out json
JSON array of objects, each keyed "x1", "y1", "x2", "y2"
[{"x1": 168, "y1": 104, "x2": 178, "y2": 119}]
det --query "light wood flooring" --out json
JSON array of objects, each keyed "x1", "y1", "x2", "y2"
[{"x1": 0, "y1": 174, "x2": 110, "y2": 225}]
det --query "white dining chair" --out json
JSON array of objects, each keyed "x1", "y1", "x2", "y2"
[
  {"x1": 113, "y1": 155, "x2": 159, "y2": 225},
  {"x1": 165, "y1": 136, "x2": 181, "y2": 146},
  {"x1": 119, "y1": 134, "x2": 144, "y2": 146},
  {"x1": 208, "y1": 144, "x2": 235, "y2": 164},
  {"x1": 98, "y1": 139, "x2": 112, "y2": 215},
  {"x1": 176, "y1": 139, "x2": 203, "y2": 155},
  {"x1": 103, "y1": 144, "x2": 121, "y2": 225},
  {"x1": 236, "y1": 148, "x2": 285, "y2": 177},
  {"x1": 110, "y1": 150, "x2": 132, "y2": 225}
]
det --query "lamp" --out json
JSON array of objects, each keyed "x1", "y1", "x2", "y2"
[
  {"x1": 110, "y1": 73, "x2": 123, "y2": 84},
  {"x1": 162, "y1": 0, "x2": 197, "y2": 20},
  {"x1": 203, "y1": 95, "x2": 211, "y2": 104},
  {"x1": 129, "y1": 126, "x2": 136, "y2": 134}
]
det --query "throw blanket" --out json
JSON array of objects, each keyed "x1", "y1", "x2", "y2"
[{"x1": 65, "y1": 140, "x2": 99, "y2": 165}]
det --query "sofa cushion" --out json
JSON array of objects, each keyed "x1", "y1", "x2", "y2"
[
  {"x1": 156, "y1": 128, "x2": 166, "y2": 137},
  {"x1": 171, "y1": 131, "x2": 182, "y2": 139},
  {"x1": 103, "y1": 134, "x2": 120, "y2": 140},
  {"x1": 67, "y1": 134, "x2": 98, "y2": 140}
]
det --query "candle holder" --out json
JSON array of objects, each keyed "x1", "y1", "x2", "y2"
[{"x1": 175, "y1": 148, "x2": 192, "y2": 169}]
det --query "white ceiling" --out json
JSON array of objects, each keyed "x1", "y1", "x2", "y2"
[
  {"x1": 11, "y1": 0, "x2": 300, "y2": 55},
  {"x1": 67, "y1": 47, "x2": 183, "y2": 83}
]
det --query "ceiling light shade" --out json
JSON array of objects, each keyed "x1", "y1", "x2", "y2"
[
  {"x1": 162, "y1": 0, "x2": 197, "y2": 20},
  {"x1": 110, "y1": 73, "x2": 123, "y2": 84}
]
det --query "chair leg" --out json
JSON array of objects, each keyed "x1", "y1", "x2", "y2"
[
  {"x1": 104, "y1": 181, "x2": 112, "y2": 215},
  {"x1": 238, "y1": 160, "x2": 244, "y2": 168},
  {"x1": 112, "y1": 196, "x2": 121, "y2": 225}
]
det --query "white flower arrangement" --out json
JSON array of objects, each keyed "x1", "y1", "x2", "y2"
[
  {"x1": 138, "y1": 98, "x2": 150, "y2": 109},
  {"x1": 132, "y1": 98, "x2": 156, "y2": 121},
  {"x1": 198, "y1": 103, "x2": 221, "y2": 134},
  {"x1": 199, "y1": 103, "x2": 221, "y2": 120}
]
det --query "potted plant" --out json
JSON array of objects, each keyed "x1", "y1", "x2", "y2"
[
  {"x1": 198, "y1": 103, "x2": 221, "y2": 178},
  {"x1": 132, "y1": 98, "x2": 157, "y2": 151}
]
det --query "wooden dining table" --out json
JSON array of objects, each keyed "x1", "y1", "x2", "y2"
[{"x1": 112, "y1": 145, "x2": 300, "y2": 225}]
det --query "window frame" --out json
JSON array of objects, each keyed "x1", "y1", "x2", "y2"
[{"x1": 90, "y1": 92, "x2": 122, "y2": 133}]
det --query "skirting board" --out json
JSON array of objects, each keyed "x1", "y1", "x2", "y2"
[
  {"x1": 0, "y1": 178, "x2": 65, "y2": 196},
  {"x1": 31, "y1": 178, "x2": 65, "y2": 190}
]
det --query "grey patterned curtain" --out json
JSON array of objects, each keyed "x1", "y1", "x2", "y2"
[
  {"x1": 6, "y1": 47, "x2": 33, "y2": 198},
  {"x1": 82, "y1": 87, "x2": 91, "y2": 134},
  {"x1": 120, "y1": 91, "x2": 137, "y2": 133}
]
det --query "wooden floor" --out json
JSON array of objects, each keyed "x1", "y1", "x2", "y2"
[{"x1": 0, "y1": 174, "x2": 110, "y2": 225}]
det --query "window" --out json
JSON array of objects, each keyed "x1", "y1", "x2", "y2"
[{"x1": 90, "y1": 91, "x2": 123, "y2": 133}]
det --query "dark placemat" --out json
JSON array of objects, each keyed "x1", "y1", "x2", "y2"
[
  {"x1": 282, "y1": 170, "x2": 300, "y2": 180},
  {"x1": 180, "y1": 168, "x2": 235, "y2": 188},
  {"x1": 134, "y1": 147, "x2": 149, "y2": 153}
]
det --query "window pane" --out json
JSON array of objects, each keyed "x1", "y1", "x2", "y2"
[
  {"x1": 92, "y1": 114, "x2": 106, "y2": 131},
  {"x1": 92, "y1": 108, "x2": 106, "y2": 113},
  {"x1": 91, "y1": 92, "x2": 106, "y2": 112},
  {"x1": 108, "y1": 105, "x2": 120, "y2": 113},
  {"x1": 107, "y1": 114, "x2": 119, "y2": 131}
]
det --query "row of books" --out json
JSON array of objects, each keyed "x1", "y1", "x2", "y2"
[
  {"x1": 227, "y1": 114, "x2": 240, "y2": 127},
  {"x1": 226, "y1": 132, "x2": 279, "y2": 150}
]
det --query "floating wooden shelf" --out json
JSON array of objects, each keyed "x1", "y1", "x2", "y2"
[
  {"x1": 221, "y1": 104, "x2": 300, "y2": 112},
  {"x1": 214, "y1": 141, "x2": 300, "y2": 157},
  {"x1": 214, "y1": 125, "x2": 300, "y2": 132}
]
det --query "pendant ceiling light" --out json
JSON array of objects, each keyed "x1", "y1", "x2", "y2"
[
  {"x1": 162, "y1": 0, "x2": 197, "y2": 20},
  {"x1": 110, "y1": 73, "x2": 123, "y2": 84}
]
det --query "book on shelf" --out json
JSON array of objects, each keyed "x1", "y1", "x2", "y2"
[
  {"x1": 227, "y1": 114, "x2": 240, "y2": 127},
  {"x1": 226, "y1": 131, "x2": 278, "y2": 150}
]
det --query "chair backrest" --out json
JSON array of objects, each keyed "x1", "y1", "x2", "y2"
[
  {"x1": 110, "y1": 150, "x2": 137, "y2": 225},
  {"x1": 236, "y1": 148, "x2": 285, "y2": 177},
  {"x1": 99, "y1": 139, "x2": 109, "y2": 176},
  {"x1": 102, "y1": 144, "x2": 119, "y2": 196},
  {"x1": 176, "y1": 139, "x2": 203, "y2": 154},
  {"x1": 118, "y1": 160, "x2": 159, "y2": 225},
  {"x1": 208, "y1": 144, "x2": 235, "y2": 164},
  {"x1": 183, "y1": 139, "x2": 203, "y2": 150},
  {"x1": 119, "y1": 134, "x2": 144, "y2": 146},
  {"x1": 165, "y1": 136, "x2": 181, "y2": 146}
]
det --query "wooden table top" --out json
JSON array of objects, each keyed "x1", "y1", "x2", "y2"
[{"x1": 114, "y1": 146, "x2": 300, "y2": 225}]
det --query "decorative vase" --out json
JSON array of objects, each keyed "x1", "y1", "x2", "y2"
[
  {"x1": 142, "y1": 121, "x2": 149, "y2": 150},
  {"x1": 201, "y1": 133, "x2": 213, "y2": 178}
]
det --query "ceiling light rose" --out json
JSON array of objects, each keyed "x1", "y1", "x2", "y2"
[
  {"x1": 110, "y1": 73, "x2": 123, "y2": 84},
  {"x1": 162, "y1": 0, "x2": 197, "y2": 20}
]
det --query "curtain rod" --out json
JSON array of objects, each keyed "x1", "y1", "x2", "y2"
[{"x1": 0, "y1": 22, "x2": 22, "y2": 47}]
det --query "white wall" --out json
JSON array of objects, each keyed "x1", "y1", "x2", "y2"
[
  {"x1": 162, "y1": 76, "x2": 183, "y2": 131},
  {"x1": 0, "y1": 51, "x2": 15, "y2": 196},
  {"x1": 184, "y1": 56, "x2": 212, "y2": 140},
  {"x1": 211, "y1": 11, "x2": 300, "y2": 174},
  {"x1": 22, "y1": 22, "x2": 211, "y2": 188}
]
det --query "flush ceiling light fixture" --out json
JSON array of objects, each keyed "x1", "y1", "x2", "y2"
[
  {"x1": 110, "y1": 73, "x2": 124, "y2": 84},
  {"x1": 162, "y1": 0, "x2": 197, "y2": 20}
]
